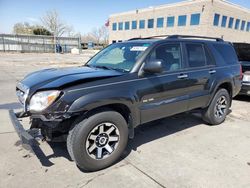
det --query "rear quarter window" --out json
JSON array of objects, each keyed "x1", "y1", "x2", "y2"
[{"x1": 213, "y1": 44, "x2": 238, "y2": 65}]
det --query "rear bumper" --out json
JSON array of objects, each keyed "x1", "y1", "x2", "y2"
[{"x1": 239, "y1": 83, "x2": 250, "y2": 96}]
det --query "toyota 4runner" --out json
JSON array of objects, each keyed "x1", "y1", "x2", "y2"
[{"x1": 9, "y1": 35, "x2": 242, "y2": 171}]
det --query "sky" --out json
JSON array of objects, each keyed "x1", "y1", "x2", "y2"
[{"x1": 0, "y1": 0, "x2": 249, "y2": 35}]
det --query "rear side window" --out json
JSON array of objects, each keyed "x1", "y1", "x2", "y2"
[
  {"x1": 186, "y1": 43, "x2": 206, "y2": 68},
  {"x1": 213, "y1": 44, "x2": 238, "y2": 64}
]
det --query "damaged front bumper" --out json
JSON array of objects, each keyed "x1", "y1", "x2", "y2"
[
  {"x1": 9, "y1": 110, "x2": 55, "y2": 166},
  {"x1": 9, "y1": 110, "x2": 39, "y2": 146}
]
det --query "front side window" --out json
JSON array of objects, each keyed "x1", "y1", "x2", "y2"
[
  {"x1": 221, "y1": 16, "x2": 227, "y2": 27},
  {"x1": 132, "y1": 21, "x2": 137, "y2": 29},
  {"x1": 178, "y1": 15, "x2": 187, "y2": 26},
  {"x1": 112, "y1": 23, "x2": 117, "y2": 31},
  {"x1": 148, "y1": 19, "x2": 154, "y2": 28},
  {"x1": 157, "y1": 17, "x2": 164, "y2": 28},
  {"x1": 147, "y1": 44, "x2": 182, "y2": 72},
  {"x1": 139, "y1": 20, "x2": 145, "y2": 29},
  {"x1": 125, "y1": 22, "x2": 130, "y2": 30},
  {"x1": 190, "y1": 13, "x2": 200, "y2": 25},
  {"x1": 87, "y1": 42, "x2": 152, "y2": 72},
  {"x1": 241, "y1": 20, "x2": 246, "y2": 31},
  {"x1": 235, "y1": 19, "x2": 240, "y2": 30},
  {"x1": 186, "y1": 43, "x2": 206, "y2": 68},
  {"x1": 118, "y1": 22, "x2": 123, "y2": 30},
  {"x1": 228, "y1": 17, "x2": 234, "y2": 28},
  {"x1": 213, "y1": 13, "x2": 220, "y2": 26}
]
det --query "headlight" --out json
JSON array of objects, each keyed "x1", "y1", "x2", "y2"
[
  {"x1": 29, "y1": 90, "x2": 60, "y2": 112},
  {"x1": 243, "y1": 74, "x2": 250, "y2": 82}
]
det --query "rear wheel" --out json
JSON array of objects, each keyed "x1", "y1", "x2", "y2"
[
  {"x1": 202, "y1": 88, "x2": 231, "y2": 125},
  {"x1": 67, "y1": 111, "x2": 128, "y2": 171}
]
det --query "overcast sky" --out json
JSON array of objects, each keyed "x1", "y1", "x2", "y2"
[{"x1": 0, "y1": 0, "x2": 249, "y2": 35}]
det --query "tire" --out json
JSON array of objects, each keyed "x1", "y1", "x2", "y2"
[
  {"x1": 202, "y1": 88, "x2": 231, "y2": 125},
  {"x1": 67, "y1": 111, "x2": 128, "y2": 171}
]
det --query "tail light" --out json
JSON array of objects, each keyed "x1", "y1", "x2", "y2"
[{"x1": 240, "y1": 64, "x2": 243, "y2": 80}]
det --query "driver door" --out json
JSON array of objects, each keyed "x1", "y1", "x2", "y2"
[{"x1": 138, "y1": 42, "x2": 190, "y2": 124}]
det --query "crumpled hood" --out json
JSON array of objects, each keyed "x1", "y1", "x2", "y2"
[{"x1": 20, "y1": 66, "x2": 123, "y2": 91}]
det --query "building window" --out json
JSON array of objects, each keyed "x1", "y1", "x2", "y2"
[
  {"x1": 178, "y1": 15, "x2": 187, "y2": 26},
  {"x1": 118, "y1": 22, "x2": 123, "y2": 30},
  {"x1": 132, "y1": 21, "x2": 137, "y2": 29},
  {"x1": 221, "y1": 16, "x2": 227, "y2": 27},
  {"x1": 247, "y1": 22, "x2": 250, "y2": 32},
  {"x1": 190, "y1": 13, "x2": 200, "y2": 25},
  {"x1": 112, "y1": 40, "x2": 116, "y2": 43},
  {"x1": 148, "y1": 19, "x2": 154, "y2": 28},
  {"x1": 228, "y1": 17, "x2": 234, "y2": 28},
  {"x1": 235, "y1": 19, "x2": 240, "y2": 30},
  {"x1": 157, "y1": 17, "x2": 164, "y2": 28},
  {"x1": 241, "y1": 20, "x2": 246, "y2": 31},
  {"x1": 139, "y1": 20, "x2": 145, "y2": 29},
  {"x1": 213, "y1": 13, "x2": 220, "y2": 26},
  {"x1": 112, "y1": 23, "x2": 117, "y2": 31},
  {"x1": 167, "y1": 16, "x2": 175, "y2": 27},
  {"x1": 125, "y1": 22, "x2": 130, "y2": 30}
]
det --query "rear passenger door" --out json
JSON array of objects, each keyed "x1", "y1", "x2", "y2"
[{"x1": 183, "y1": 42, "x2": 216, "y2": 110}]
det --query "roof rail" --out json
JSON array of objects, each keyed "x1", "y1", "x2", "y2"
[
  {"x1": 167, "y1": 35, "x2": 224, "y2": 42},
  {"x1": 128, "y1": 35, "x2": 170, "y2": 41}
]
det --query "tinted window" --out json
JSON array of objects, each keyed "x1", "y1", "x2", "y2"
[
  {"x1": 247, "y1": 22, "x2": 250, "y2": 32},
  {"x1": 228, "y1": 17, "x2": 234, "y2": 28},
  {"x1": 148, "y1": 44, "x2": 182, "y2": 72},
  {"x1": 221, "y1": 16, "x2": 227, "y2": 27},
  {"x1": 112, "y1": 23, "x2": 117, "y2": 31},
  {"x1": 139, "y1": 20, "x2": 145, "y2": 29},
  {"x1": 148, "y1": 19, "x2": 154, "y2": 28},
  {"x1": 167, "y1": 16, "x2": 175, "y2": 27},
  {"x1": 157, "y1": 17, "x2": 164, "y2": 28},
  {"x1": 233, "y1": 43, "x2": 250, "y2": 61},
  {"x1": 125, "y1": 22, "x2": 130, "y2": 30},
  {"x1": 213, "y1": 14, "x2": 220, "y2": 26},
  {"x1": 186, "y1": 43, "x2": 206, "y2": 68},
  {"x1": 132, "y1": 21, "x2": 137, "y2": 29},
  {"x1": 214, "y1": 44, "x2": 238, "y2": 65},
  {"x1": 178, "y1": 15, "x2": 187, "y2": 26},
  {"x1": 235, "y1": 19, "x2": 240, "y2": 30},
  {"x1": 190, "y1": 13, "x2": 200, "y2": 25},
  {"x1": 241, "y1": 20, "x2": 246, "y2": 31},
  {"x1": 118, "y1": 22, "x2": 123, "y2": 30}
]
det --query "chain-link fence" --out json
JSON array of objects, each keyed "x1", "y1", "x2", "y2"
[{"x1": 0, "y1": 34, "x2": 81, "y2": 53}]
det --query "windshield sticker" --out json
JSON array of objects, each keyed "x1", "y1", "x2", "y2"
[{"x1": 130, "y1": 46, "x2": 148, "y2": 51}]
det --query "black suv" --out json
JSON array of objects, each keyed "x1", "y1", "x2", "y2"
[{"x1": 10, "y1": 35, "x2": 242, "y2": 171}]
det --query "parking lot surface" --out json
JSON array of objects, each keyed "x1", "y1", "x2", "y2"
[{"x1": 0, "y1": 53, "x2": 250, "y2": 188}]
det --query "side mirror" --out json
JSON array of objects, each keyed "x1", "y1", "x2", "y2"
[{"x1": 143, "y1": 60, "x2": 163, "y2": 74}]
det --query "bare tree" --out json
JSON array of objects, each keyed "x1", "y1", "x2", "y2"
[
  {"x1": 41, "y1": 10, "x2": 72, "y2": 37},
  {"x1": 84, "y1": 25, "x2": 109, "y2": 45}
]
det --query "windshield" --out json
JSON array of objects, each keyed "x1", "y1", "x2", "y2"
[
  {"x1": 87, "y1": 42, "x2": 152, "y2": 72},
  {"x1": 233, "y1": 43, "x2": 250, "y2": 62}
]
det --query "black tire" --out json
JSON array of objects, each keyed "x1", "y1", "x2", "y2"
[
  {"x1": 67, "y1": 111, "x2": 128, "y2": 171},
  {"x1": 202, "y1": 88, "x2": 231, "y2": 125}
]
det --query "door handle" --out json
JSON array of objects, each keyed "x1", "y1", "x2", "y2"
[
  {"x1": 209, "y1": 70, "x2": 216, "y2": 74},
  {"x1": 177, "y1": 74, "x2": 188, "y2": 79}
]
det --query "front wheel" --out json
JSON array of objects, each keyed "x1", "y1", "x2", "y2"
[
  {"x1": 202, "y1": 88, "x2": 231, "y2": 125},
  {"x1": 67, "y1": 111, "x2": 128, "y2": 171}
]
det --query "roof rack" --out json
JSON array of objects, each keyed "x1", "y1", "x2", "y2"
[
  {"x1": 167, "y1": 35, "x2": 224, "y2": 42},
  {"x1": 128, "y1": 35, "x2": 169, "y2": 41}
]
